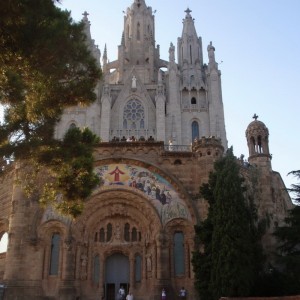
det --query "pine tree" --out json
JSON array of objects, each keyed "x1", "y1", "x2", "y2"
[
  {"x1": 193, "y1": 148, "x2": 262, "y2": 300},
  {"x1": 0, "y1": 0, "x2": 101, "y2": 217}
]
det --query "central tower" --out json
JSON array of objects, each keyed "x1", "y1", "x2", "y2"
[{"x1": 57, "y1": 0, "x2": 228, "y2": 150}]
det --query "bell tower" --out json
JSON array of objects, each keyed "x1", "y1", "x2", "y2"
[{"x1": 246, "y1": 114, "x2": 272, "y2": 169}]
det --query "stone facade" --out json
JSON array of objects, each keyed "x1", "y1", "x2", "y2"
[{"x1": 0, "y1": 1, "x2": 294, "y2": 300}]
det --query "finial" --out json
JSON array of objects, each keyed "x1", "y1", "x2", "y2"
[
  {"x1": 82, "y1": 11, "x2": 89, "y2": 19},
  {"x1": 185, "y1": 7, "x2": 192, "y2": 15},
  {"x1": 252, "y1": 113, "x2": 259, "y2": 121}
]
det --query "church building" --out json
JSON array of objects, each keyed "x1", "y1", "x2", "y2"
[{"x1": 0, "y1": 1, "x2": 293, "y2": 299}]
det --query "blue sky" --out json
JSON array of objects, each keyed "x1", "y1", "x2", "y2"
[{"x1": 1, "y1": 0, "x2": 299, "y2": 192}]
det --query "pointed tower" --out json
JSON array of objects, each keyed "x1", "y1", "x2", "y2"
[
  {"x1": 205, "y1": 41, "x2": 227, "y2": 149},
  {"x1": 82, "y1": 11, "x2": 101, "y2": 66},
  {"x1": 175, "y1": 8, "x2": 227, "y2": 148},
  {"x1": 118, "y1": 0, "x2": 159, "y2": 83},
  {"x1": 246, "y1": 114, "x2": 272, "y2": 170}
]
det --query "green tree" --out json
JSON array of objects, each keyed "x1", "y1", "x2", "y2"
[
  {"x1": 272, "y1": 170, "x2": 300, "y2": 295},
  {"x1": 0, "y1": 0, "x2": 101, "y2": 217},
  {"x1": 192, "y1": 148, "x2": 263, "y2": 300}
]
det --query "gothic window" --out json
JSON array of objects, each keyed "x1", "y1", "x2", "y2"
[
  {"x1": 190, "y1": 75, "x2": 195, "y2": 85},
  {"x1": 94, "y1": 232, "x2": 98, "y2": 242},
  {"x1": 132, "y1": 227, "x2": 137, "y2": 242},
  {"x1": 135, "y1": 255, "x2": 142, "y2": 282},
  {"x1": 137, "y1": 22, "x2": 141, "y2": 40},
  {"x1": 191, "y1": 97, "x2": 196, "y2": 105},
  {"x1": 0, "y1": 232, "x2": 8, "y2": 253},
  {"x1": 192, "y1": 121, "x2": 199, "y2": 141},
  {"x1": 123, "y1": 99, "x2": 145, "y2": 131},
  {"x1": 93, "y1": 255, "x2": 100, "y2": 284},
  {"x1": 107, "y1": 223, "x2": 112, "y2": 242},
  {"x1": 124, "y1": 223, "x2": 130, "y2": 242},
  {"x1": 190, "y1": 45, "x2": 192, "y2": 64},
  {"x1": 49, "y1": 233, "x2": 60, "y2": 275},
  {"x1": 174, "y1": 232, "x2": 185, "y2": 276},
  {"x1": 100, "y1": 228, "x2": 105, "y2": 242}
]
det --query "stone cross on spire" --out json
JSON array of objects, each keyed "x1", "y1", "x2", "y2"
[
  {"x1": 252, "y1": 113, "x2": 259, "y2": 121},
  {"x1": 82, "y1": 11, "x2": 89, "y2": 20},
  {"x1": 185, "y1": 7, "x2": 192, "y2": 15}
]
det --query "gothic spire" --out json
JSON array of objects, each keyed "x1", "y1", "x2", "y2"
[{"x1": 82, "y1": 11, "x2": 91, "y2": 40}]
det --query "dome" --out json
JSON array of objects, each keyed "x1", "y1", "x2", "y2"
[{"x1": 246, "y1": 119, "x2": 269, "y2": 138}]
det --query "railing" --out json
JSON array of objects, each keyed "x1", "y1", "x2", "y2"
[{"x1": 164, "y1": 145, "x2": 192, "y2": 152}]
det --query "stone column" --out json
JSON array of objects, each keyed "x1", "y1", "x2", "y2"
[
  {"x1": 129, "y1": 254, "x2": 135, "y2": 291},
  {"x1": 4, "y1": 164, "x2": 43, "y2": 298},
  {"x1": 99, "y1": 254, "x2": 105, "y2": 300}
]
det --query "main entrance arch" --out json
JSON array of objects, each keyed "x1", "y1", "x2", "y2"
[{"x1": 105, "y1": 253, "x2": 129, "y2": 300}]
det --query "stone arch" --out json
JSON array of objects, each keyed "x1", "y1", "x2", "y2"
[
  {"x1": 75, "y1": 188, "x2": 163, "y2": 245},
  {"x1": 37, "y1": 220, "x2": 70, "y2": 281},
  {"x1": 92, "y1": 158, "x2": 199, "y2": 225},
  {"x1": 164, "y1": 218, "x2": 195, "y2": 279}
]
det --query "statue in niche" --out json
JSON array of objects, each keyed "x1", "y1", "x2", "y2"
[
  {"x1": 169, "y1": 42, "x2": 175, "y2": 62},
  {"x1": 132, "y1": 75, "x2": 137, "y2": 89}
]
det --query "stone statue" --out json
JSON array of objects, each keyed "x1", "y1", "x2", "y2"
[
  {"x1": 169, "y1": 42, "x2": 175, "y2": 62},
  {"x1": 132, "y1": 75, "x2": 137, "y2": 89}
]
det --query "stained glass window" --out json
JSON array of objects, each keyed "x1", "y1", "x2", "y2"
[{"x1": 123, "y1": 99, "x2": 145, "y2": 130}]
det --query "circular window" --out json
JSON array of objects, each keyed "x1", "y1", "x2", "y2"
[{"x1": 123, "y1": 99, "x2": 145, "y2": 129}]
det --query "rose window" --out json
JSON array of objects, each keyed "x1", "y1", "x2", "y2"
[{"x1": 123, "y1": 99, "x2": 145, "y2": 129}]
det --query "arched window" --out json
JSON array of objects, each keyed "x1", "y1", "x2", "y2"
[
  {"x1": 257, "y1": 136, "x2": 263, "y2": 153},
  {"x1": 174, "y1": 232, "x2": 185, "y2": 276},
  {"x1": 93, "y1": 255, "x2": 100, "y2": 284},
  {"x1": 49, "y1": 233, "x2": 60, "y2": 275},
  {"x1": 190, "y1": 75, "x2": 195, "y2": 84},
  {"x1": 190, "y1": 45, "x2": 192, "y2": 64},
  {"x1": 123, "y1": 99, "x2": 145, "y2": 131},
  {"x1": 107, "y1": 224, "x2": 112, "y2": 242},
  {"x1": 192, "y1": 121, "x2": 199, "y2": 141},
  {"x1": 191, "y1": 97, "x2": 196, "y2": 105},
  {"x1": 135, "y1": 255, "x2": 142, "y2": 282},
  {"x1": 124, "y1": 223, "x2": 130, "y2": 242},
  {"x1": 132, "y1": 227, "x2": 137, "y2": 242},
  {"x1": 100, "y1": 228, "x2": 105, "y2": 242},
  {"x1": 0, "y1": 232, "x2": 8, "y2": 254}
]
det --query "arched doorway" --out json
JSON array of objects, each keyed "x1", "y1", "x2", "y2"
[{"x1": 105, "y1": 253, "x2": 129, "y2": 300}]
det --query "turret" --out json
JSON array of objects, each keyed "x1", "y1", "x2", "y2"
[
  {"x1": 246, "y1": 114, "x2": 271, "y2": 167},
  {"x1": 246, "y1": 114, "x2": 272, "y2": 169}
]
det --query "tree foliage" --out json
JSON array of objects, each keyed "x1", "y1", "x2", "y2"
[
  {"x1": 272, "y1": 170, "x2": 300, "y2": 295},
  {"x1": 22, "y1": 127, "x2": 101, "y2": 218},
  {"x1": 0, "y1": 0, "x2": 101, "y2": 217},
  {"x1": 192, "y1": 148, "x2": 263, "y2": 300}
]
